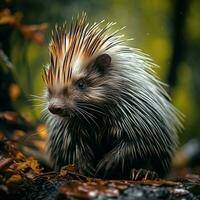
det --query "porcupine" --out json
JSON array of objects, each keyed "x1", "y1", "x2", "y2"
[{"x1": 42, "y1": 13, "x2": 182, "y2": 180}]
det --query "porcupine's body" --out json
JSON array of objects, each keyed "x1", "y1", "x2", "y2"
[{"x1": 42, "y1": 13, "x2": 182, "y2": 179}]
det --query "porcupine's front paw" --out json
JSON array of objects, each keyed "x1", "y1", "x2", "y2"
[{"x1": 131, "y1": 168, "x2": 158, "y2": 180}]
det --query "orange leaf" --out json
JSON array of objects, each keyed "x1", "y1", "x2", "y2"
[
  {"x1": 16, "y1": 161, "x2": 29, "y2": 171},
  {"x1": 36, "y1": 124, "x2": 48, "y2": 139},
  {"x1": 15, "y1": 152, "x2": 25, "y2": 160},
  {"x1": 9, "y1": 83, "x2": 21, "y2": 101},
  {"x1": 13, "y1": 130, "x2": 26, "y2": 140},
  {"x1": 16, "y1": 157, "x2": 41, "y2": 174},
  {"x1": 0, "y1": 9, "x2": 22, "y2": 25},
  {"x1": 6, "y1": 174, "x2": 23, "y2": 186},
  {"x1": 29, "y1": 157, "x2": 41, "y2": 174}
]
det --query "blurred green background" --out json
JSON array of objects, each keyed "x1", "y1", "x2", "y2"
[{"x1": 0, "y1": 0, "x2": 199, "y2": 145}]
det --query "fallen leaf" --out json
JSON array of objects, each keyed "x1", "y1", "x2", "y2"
[
  {"x1": 15, "y1": 161, "x2": 29, "y2": 171},
  {"x1": 15, "y1": 152, "x2": 25, "y2": 160},
  {"x1": 6, "y1": 174, "x2": 23, "y2": 186},
  {"x1": 36, "y1": 124, "x2": 47, "y2": 139},
  {"x1": 29, "y1": 157, "x2": 41, "y2": 174},
  {"x1": 0, "y1": 111, "x2": 18, "y2": 122},
  {"x1": 0, "y1": 9, "x2": 22, "y2": 25},
  {"x1": 9, "y1": 83, "x2": 21, "y2": 101},
  {"x1": 60, "y1": 164, "x2": 76, "y2": 176},
  {"x1": 18, "y1": 23, "x2": 48, "y2": 45},
  {"x1": 0, "y1": 157, "x2": 13, "y2": 169},
  {"x1": 15, "y1": 157, "x2": 41, "y2": 174},
  {"x1": 13, "y1": 130, "x2": 26, "y2": 140}
]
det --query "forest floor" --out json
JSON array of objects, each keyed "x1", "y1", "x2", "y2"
[{"x1": 0, "y1": 111, "x2": 200, "y2": 200}]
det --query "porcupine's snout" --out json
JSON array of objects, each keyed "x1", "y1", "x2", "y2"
[
  {"x1": 48, "y1": 98, "x2": 71, "y2": 117},
  {"x1": 48, "y1": 104, "x2": 63, "y2": 115}
]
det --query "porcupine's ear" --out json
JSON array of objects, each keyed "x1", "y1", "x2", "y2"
[{"x1": 94, "y1": 54, "x2": 111, "y2": 74}]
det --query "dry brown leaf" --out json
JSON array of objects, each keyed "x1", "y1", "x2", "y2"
[
  {"x1": 0, "y1": 158, "x2": 13, "y2": 169},
  {"x1": 9, "y1": 83, "x2": 21, "y2": 101},
  {"x1": 15, "y1": 161, "x2": 29, "y2": 171},
  {"x1": 15, "y1": 152, "x2": 25, "y2": 160},
  {"x1": 15, "y1": 157, "x2": 41, "y2": 174},
  {"x1": 18, "y1": 23, "x2": 48, "y2": 45},
  {"x1": 6, "y1": 174, "x2": 23, "y2": 186},
  {"x1": 28, "y1": 157, "x2": 41, "y2": 174},
  {"x1": 13, "y1": 130, "x2": 26, "y2": 140},
  {"x1": 60, "y1": 164, "x2": 76, "y2": 176},
  {"x1": 0, "y1": 9, "x2": 22, "y2": 25},
  {"x1": 36, "y1": 124, "x2": 47, "y2": 139}
]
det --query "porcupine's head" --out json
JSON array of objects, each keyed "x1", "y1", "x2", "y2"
[{"x1": 42, "y1": 13, "x2": 124, "y2": 120}]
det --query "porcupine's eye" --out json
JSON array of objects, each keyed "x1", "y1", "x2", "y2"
[{"x1": 76, "y1": 79, "x2": 87, "y2": 90}]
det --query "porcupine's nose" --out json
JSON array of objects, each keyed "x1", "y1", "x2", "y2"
[{"x1": 48, "y1": 105, "x2": 63, "y2": 115}]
